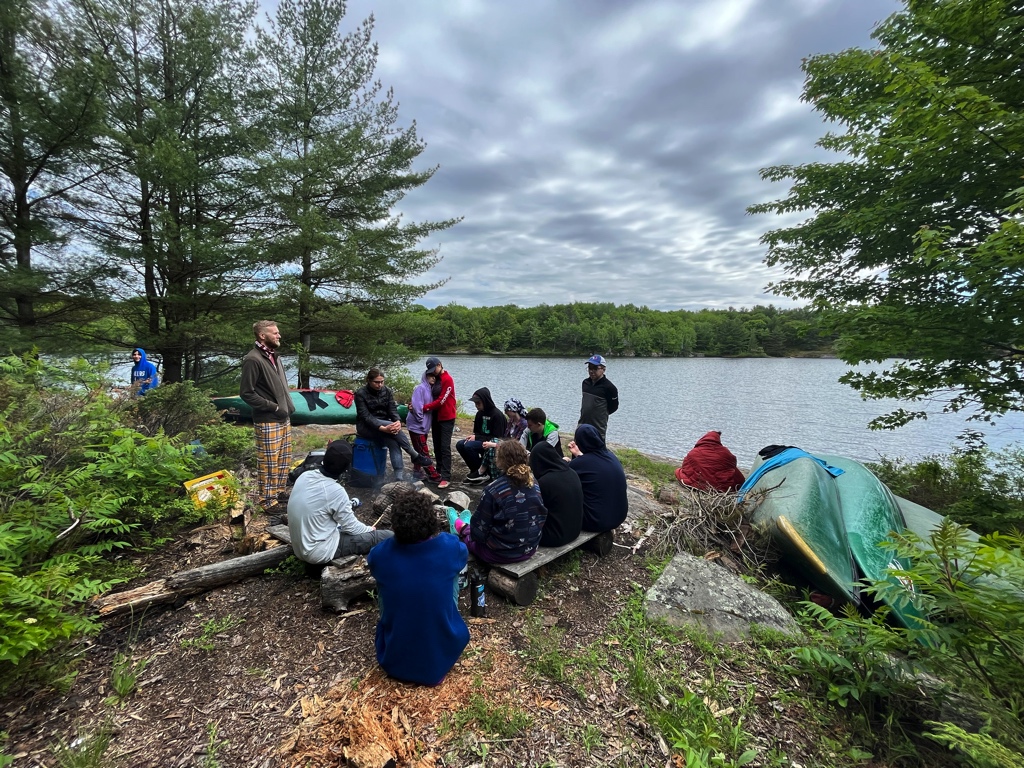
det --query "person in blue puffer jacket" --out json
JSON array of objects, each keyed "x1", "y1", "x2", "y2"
[{"x1": 129, "y1": 348, "x2": 159, "y2": 395}]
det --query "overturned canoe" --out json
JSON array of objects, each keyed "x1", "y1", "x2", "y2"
[
  {"x1": 744, "y1": 453, "x2": 861, "y2": 609},
  {"x1": 814, "y1": 455, "x2": 926, "y2": 630},
  {"x1": 212, "y1": 390, "x2": 407, "y2": 426}
]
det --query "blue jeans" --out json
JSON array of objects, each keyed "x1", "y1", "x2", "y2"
[
  {"x1": 369, "y1": 418, "x2": 418, "y2": 472},
  {"x1": 456, "y1": 439, "x2": 486, "y2": 474}
]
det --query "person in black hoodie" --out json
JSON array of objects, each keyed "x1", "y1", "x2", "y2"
[
  {"x1": 457, "y1": 387, "x2": 507, "y2": 484},
  {"x1": 529, "y1": 441, "x2": 584, "y2": 547},
  {"x1": 579, "y1": 355, "x2": 618, "y2": 441},
  {"x1": 567, "y1": 423, "x2": 628, "y2": 533}
]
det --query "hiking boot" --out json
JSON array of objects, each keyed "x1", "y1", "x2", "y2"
[{"x1": 412, "y1": 453, "x2": 434, "y2": 468}]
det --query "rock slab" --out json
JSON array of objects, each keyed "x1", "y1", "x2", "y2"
[{"x1": 645, "y1": 552, "x2": 799, "y2": 642}]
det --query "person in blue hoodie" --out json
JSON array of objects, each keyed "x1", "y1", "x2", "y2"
[
  {"x1": 366, "y1": 489, "x2": 469, "y2": 686},
  {"x1": 129, "y1": 348, "x2": 159, "y2": 395}
]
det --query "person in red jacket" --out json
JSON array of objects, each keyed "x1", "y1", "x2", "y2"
[
  {"x1": 422, "y1": 357, "x2": 457, "y2": 489},
  {"x1": 676, "y1": 430, "x2": 746, "y2": 492}
]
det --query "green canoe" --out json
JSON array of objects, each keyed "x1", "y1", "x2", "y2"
[
  {"x1": 895, "y1": 494, "x2": 980, "y2": 545},
  {"x1": 745, "y1": 454, "x2": 861, "y2": 608},
  {"x1": 818, "y1": 455, "x2": 926, "y2": 630},
  {"x1": 211, "y1": 390, "x2": 408, "y2": 426}
]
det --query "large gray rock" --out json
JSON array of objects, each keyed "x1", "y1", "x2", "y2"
[{"x1": 645, "y1": 552, "x2": 800, "y2": 642}]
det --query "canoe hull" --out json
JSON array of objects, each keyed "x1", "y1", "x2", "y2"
[
  {"x1": 818, "y1": 455, "x2": 926, "y2": 630},
  {"x1": 212, "y1": 390, "x2": 407, "y2": 426},
  {"x1": 745, "y1": 455, "x2": 860, "y2": 607}
]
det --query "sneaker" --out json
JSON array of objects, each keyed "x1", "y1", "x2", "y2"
[
  {"x1": 412, "y1": 453, "x2": 434, "y2": 468},
  {"x1": 437, "y1": 479, "x2": 450, "y2": 489},
  {"x1": 465, "y1": 473, "x2": 489, "y2": 485}
]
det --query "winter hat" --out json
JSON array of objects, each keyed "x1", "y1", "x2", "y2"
[{"x1": 322, "y1": 440, "x2": 353, "y2": 478}]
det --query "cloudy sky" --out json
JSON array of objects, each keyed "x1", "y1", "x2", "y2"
[{"x1": 342, "y1": 0, "x2": 904, "y2": 310}]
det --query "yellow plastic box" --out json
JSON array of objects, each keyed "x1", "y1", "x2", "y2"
[{"x1": 184, "y1": 469, "x2": 238, "y2": 508}]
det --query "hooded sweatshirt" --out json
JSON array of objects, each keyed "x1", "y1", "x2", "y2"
[
  {"x1": 568, "y1": 424, "x2": 628, "y2": 533},
  {"x1": 424, "y1": 369, "x2": 457, "y2": 422},
  {"x1": 130, "y1": 348, "x2": 159, "y2": 395},
  {"x1": 675, "y1": 431, "x2": 746, "y2": 492},
  {"x1": 521, "y1": 418, "x2": 562, "y2": 455},
  {"x1": 530, "y1": 441, "x2": 584, "y2": 547},
  {"x1": 470, "y1": 387, "x2": 507, "y2": 441},
  {"x1": 407, "y1": 371, "x2": 435, "y2": 435}
]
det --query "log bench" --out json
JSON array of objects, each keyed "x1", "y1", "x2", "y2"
[
  {"x1": 267, "y1": 524, "x2": 376, "y2": 612},
  {"x1": 485, "y1": 529, "x2": 614, "y2": 606}
]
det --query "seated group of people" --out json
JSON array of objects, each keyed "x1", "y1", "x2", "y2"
[{"x1": 285, "y1": 419, "x2": 629, "y2": 687}]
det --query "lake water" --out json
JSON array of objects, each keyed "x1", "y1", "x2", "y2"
[
  {"x1": 97, "y1": 353, "x2": 1023, "y2": 464},
  {"x1": 403, "y1": 356, "x2": 1024, "y2": 465}
]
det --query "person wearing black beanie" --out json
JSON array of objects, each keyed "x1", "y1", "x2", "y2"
[{"x1": 287, "y1": 441, "x2": 392, "y2": 563}]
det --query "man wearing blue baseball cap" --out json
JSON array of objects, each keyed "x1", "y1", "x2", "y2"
[{"x1": 579, "y1": 355, "x2": 618, "y2": 441}]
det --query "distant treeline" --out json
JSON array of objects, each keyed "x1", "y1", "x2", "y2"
[{"x1": 396, "y1": 303, "x2": 834, "y2": 357}]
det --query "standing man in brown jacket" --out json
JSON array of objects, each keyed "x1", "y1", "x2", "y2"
[{"x1": 240, "y1": 320, "x2": 295, "y2": 510}]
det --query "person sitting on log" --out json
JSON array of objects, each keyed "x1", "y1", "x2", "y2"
[
  {"x1": 529, "y1": 441, "x2": 584, "y2": 547},
  {"x1": 676, "y1": 430, "x2": 746, "y2": 492},
  {"x1": 287, "y1": 440, "x2": 392, "y2": 564},
  {"x1": 566, "y1": 423, "x2": 628, "y2": 533},
  {"x1": 366, "y1": 489, "x2": 469, "y2": 686},
  {"x1": 453, "y1": 441, "x2": 547, "y2": 564}
]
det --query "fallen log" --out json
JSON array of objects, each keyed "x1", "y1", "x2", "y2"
[
  {"x1": 93, "y1": 544, "x2": 290, "y2": 618},
  {"x1": 267, "y1": 525, "x2": 377, "y2": 612}
]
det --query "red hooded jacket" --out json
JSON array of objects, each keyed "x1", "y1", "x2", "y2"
[
  {"x1": 423, "y1": 370, "x2": 457, "y2": 421},
  {"x1": 676, "y1": 431, "x2": 746, "y2": 492}
]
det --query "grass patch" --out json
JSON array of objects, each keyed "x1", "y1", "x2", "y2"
[
  {"x1": 613, "y1": 448, "x2": 677, "y2": 495},
  {"x1": 181, "y1": 616, "x2": 246, "y2": 652},
  {"x1": 440, "y1": 691, "x2": 532, "y2": 738}
]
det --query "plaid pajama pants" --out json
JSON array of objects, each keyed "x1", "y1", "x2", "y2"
[{"x1": 254, "y1": 421, "x2": 291, "y2": 508}]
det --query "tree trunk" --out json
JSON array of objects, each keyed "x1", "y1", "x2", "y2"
[{"x1": 93, "y1": 544, "x2": 291, "y2": 617}]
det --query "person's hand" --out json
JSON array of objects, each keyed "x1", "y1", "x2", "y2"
[
  {"x1": 482, "y1": 441, "x2": 495, "y2": 449},
  {"x1": 467, "y1": 434, "x2": 475, "y2": 442},
  {"x1": 568, "y1": 440, "x2": 582, "y2": 457},
  {"x1": 388, "y1": 421, "x2": 402, "y2": 433}
]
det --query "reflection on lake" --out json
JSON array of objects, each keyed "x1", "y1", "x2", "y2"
[{"x1": 403, "y1": 356, "x2": 1023, "y2": 465}]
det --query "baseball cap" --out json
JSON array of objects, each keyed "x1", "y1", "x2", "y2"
[
  {"x1": 586, "y1": 355, "x2": 607, "y2": 367},
  {"x1": 425, "y1": 356, "x2": 442, "y2": 373},
  {"x1": 322, "y1": 440, "x2": 353, "y2": 478}
]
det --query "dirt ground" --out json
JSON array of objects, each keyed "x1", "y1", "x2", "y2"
[{"x1": 1, "y1": 423, "x2": 843, "y2": 768}]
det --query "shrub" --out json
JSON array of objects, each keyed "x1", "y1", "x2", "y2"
[
  {"x1": 788, "y1": 523, "x2": 1024, "y2": 766},
  {"x1": 0, "y1": 355, "x2": 196, "y2": 668},
  {"x1": 868, "y1": 446, "x2": 1024, "y2": 534}
]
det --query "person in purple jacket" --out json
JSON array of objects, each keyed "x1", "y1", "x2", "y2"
[
  {"x1": 366, "y1": 490, "x2": 469, "y2": 686},
  {"x1": 407, "y1": 370, "x2": 442, "y2": 483}
]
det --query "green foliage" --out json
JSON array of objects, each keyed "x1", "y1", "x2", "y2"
[
  {"x1": 124, "y1": 382, "x2": 221, "y2": 439},
  {"x1": 788, "y1": 525, "x2": 1024, "y2": 765},
  {"x1": 0, "y1": 355, "x2": 197, "y2": 668},
  {"x1": 181, "y1": 615, "x2": 246, "y2": 652},
  {"x1": 51, "y1": 724, "x2": 112, "y2": 768},
  {"x1": 750, "y1": 0, "x2": 1024, "y2": 427},
  {"x1": 441, "y1": 692, "x2": 533, "y2": 738},
  {"x1": 106, "y1": 650, "x2": 150, "y2": 705},
  {"x1": 402, "y1": 302, "x2": 832, "y2": 358},
  {"x1": 868, "y1": 445, "x2": 1024, "y2": 534},
  {"x1": 614, "y1": 447, "x2": 677, "y2": 495},
  {"x1": 201, "y1": 722, "x2": 227, "y2": 768}
]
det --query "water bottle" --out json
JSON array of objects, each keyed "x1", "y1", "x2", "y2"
[
  {"x1": 470, "y1": 571, "x2": 487, "y2": 617},
  {"x1": 457, "y1": 565, "x2": 468, "y2": 591}
]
